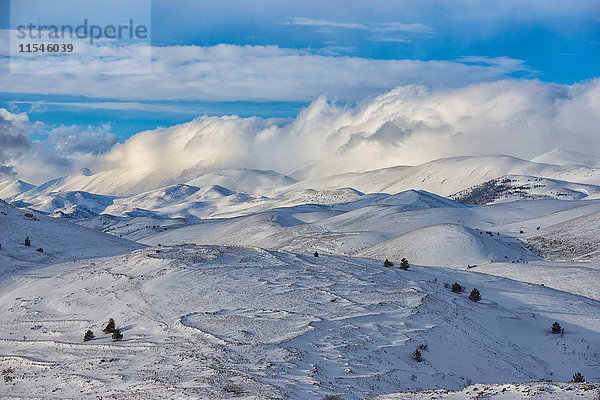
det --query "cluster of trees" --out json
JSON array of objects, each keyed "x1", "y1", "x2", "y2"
[
  {"x1": 446, "y1": 282, "x2": 481, "y2": 302},
  {"x1": 383, "y1": 258, "x2": 410, "y2": 269},
  {"x1": 84, "y1": 318, "x2": 123, "y2": 342}
]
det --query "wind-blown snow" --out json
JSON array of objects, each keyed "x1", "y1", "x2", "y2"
[{"x1": 0, "y1": 245, "x2": 598, "y2": 399}]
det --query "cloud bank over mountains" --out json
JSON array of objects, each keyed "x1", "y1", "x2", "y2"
[{"x1": 3, "y1": 78, "x2": 599, "y2": 184}]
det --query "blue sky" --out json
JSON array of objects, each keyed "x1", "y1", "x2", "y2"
[{"x1": 0, "y1": 0, "x2": 599, "y2": 181}]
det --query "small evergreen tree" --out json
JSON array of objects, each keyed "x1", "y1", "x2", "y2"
[
  {"x1": 103, "y1": 318, "x2": 116, "y2": 334},
  {"x1": 83, "y1": 330, "x2": 95, "y2": 342},
  {"x1": 314, "y1": 251, "x2": 319, "y2": 257},
  {"x1": 572, "y1": 372, "x2": 585, "y2": 383},
  {"x1": 413, "y1": 348, "x2": 423, "y2": 362},
  {"x1": 112, "y1": 329, "x2": 123, "y2": 341},
  {"x1": 451, "y1": 283, "x2": 463, "y2": 293},
  {"x1": 384, "y1": 259, "x2": 394, "y2": 267},
  {"x1": 551, "y1": 321, "x2": 562, "y2": 334},
  {"x1": 469, "y1": 288, "x2": 481, "y2": 302},
  {"x1": 399, "y1": 258, "x2": 410, "y2": 270},
  {"x1": 24, "y1": 236, "x2": 31, "y2": 246}
]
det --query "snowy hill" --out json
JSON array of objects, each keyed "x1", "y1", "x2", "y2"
[
  {"x1": 0, "y1": 199, "x2": 143, "y2": 278},
  {"x1": 10, "y1": 189, "x2": 115, "y2": 218},
  {"x1": 139, "y1": 190, "x2": 467, "y2": 251},
  {"x1": 528, "y1": 211, "x2": 600, "y2": 261},
  {"x1": 450, "y1": 174, "x2": 600, "y2": 204},
  {"x1": 0, "y1": 177, "x2": 35, "y2": 199},
  {"x1": 532, "y1": 149, "x2": 600, "y2": 168},
  {"x1": 12, "y1": 167, "x2": 298, "y2": 198},
  {"x1": 185, "y1": 168, "x2": 297, "y2": 195},
  {"x1": 3, "y1": 152, "x2": 600, "y2": 398},
  {"x1": 0, "y1": 245, "x2": 597, "y2": 399},
  {"x1": 356, "y1": 224, "x2": 536, "y2": 267},
  {"x1": 287, "y1": 155, "x2": 600, "y2": 198}
]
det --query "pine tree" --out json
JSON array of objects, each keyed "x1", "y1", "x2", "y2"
[
  {"x1": 551, "y1": 321, "x2": 562, "y2": 334},
  {"x1": 384, "y1": 259, "x2": 394, "y2": 267},
  {"x1": 314, "y1": 251, "x2": 319, "y2": 257},
  {"x1": 469, "y1": 288, "x2": 481, "y2": 302},
  {"x1": 572, "y1": 372, "x2": 585, "y2": 383},
  {"x1": 103, "y1": 318, "x2": 116, "y2": 334},
  {"x1": 83, "y1": 330, "x2": 95, "y2": 342},
  {"x1": 112, "y1": 328, "x2": 123, "y2": 341},
  {"x1": 413, "y1": 348, "x2": 423, "y2": 362},
  {"x1": 24, "y1": 236, "x2": 31, "y2": 246},
  {"x1": 399, "y1": 258, "x2": 410, "y2": 270},
  {"x1": 451, "y1": 283, "x2": 463, "y2": 293}
]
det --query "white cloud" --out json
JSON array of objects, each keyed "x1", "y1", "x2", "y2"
[
  {"x1": 8, "y1": 79, "x2": 600, "y2": 186},
  {"x1": 12, "y1": 101, "x2": 200, "y2": 114},
  {"x1": 0, "y1": 108, "x2": 31, "y2": 174},
  {"x1": 90, "y1": 79, "x2": 600, "y2": 188},
  {"x1": 283, "y1": 17, "x2": 368, "y2": 30},
  {"x1": 0, "y1": 43, "x2": 531, "y2": 102},
  {"x1": 11, "y1": 123, "x2": 119, "y2": 184}
]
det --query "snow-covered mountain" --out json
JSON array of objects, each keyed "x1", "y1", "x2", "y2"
[
  {"x1": 289, "y1": 155, "x2": 600, "y2": 197},
  {"x1": 0, "y1": 177, "x2": 35, "y2": 199},
  {"x1": 451, "y1": 174, "x2": 600, "y2": 204},
  {"x1": 4, "y1": 154, "x2": 600, "y2": 220}
]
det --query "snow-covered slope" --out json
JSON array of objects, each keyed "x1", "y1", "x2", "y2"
[
  {"x1": 528, "y1": 211, "x2": 600, "y2": 261},
  {"x1": 0, "y1": 177, "x2": 35, "y2": 199},
  {"x1": 17, "y1": 167, "x2": 297, "y2": 198},
  {"x1": 451, "y1": 174, "x2": 600, "y2": 204},
  {"x1": 185, "y1": 168, "x2": 297, "y2": 195},
  {"x1": 532, "y1": 149, "x2": 600, "y2": 168},
  {"x1": 286, "y1": 155, "x2": 600, "y2": 198},
  {"x1": 0, "y1": 200, "x2": 143, "y2": 278},
  {"x1": 357, "y1": 224, "x2": 536, "y2": 267},
  {"x1": 0, "y1": 245, "x2": 597, "y2": 399},
  {"x1": 142, "y1": 197, "x2": 600, "y2": 269},
  {"x1": 10, "y1": 189, "x2": 115, "y2": 217},
  {"x1": 139, "y1": 190, "x2": 467, "y2": 251},
  {"x1": 377, "y1": 382, "x2": 600, "y2": 399}
]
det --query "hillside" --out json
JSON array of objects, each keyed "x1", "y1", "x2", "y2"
[
  {"x1": 450, "y1": 175, "x2": 600, "y2": 204},
  {"x1": 287, "y1": 155, "x2": 600, "y2": 198},
  {"x1": 0, "y1": 178, "x2": 35, "y2": 199},
  {"x1": 0, "y1": 199, "x2": 144, "y2": 278},
  {"x1": 0, "y1": 245, "x2": 597, "y2": 399},
  {"x1": 531, "y1": 149, "x2": 600, "y2": 168},
  {"x1": 141, "y1": 195, "x2": 599, "y2": 264},
  {"x1": 528, "y1": 211, "x2": 600, "y2": 261},
  {"x1": 356, "y1": 224, "x2": 537, "y2": 267}
]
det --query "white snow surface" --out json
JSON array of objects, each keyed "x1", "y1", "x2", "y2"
[
  {"x1": 0, "y1": 199, "x2": 143, "y2": 279},
  {"x1": 0, "y1": 245, "x2": 598, "y2": 399},
  {"x1": 531, "y1": 149, "x2": 600, "y2": 168}
]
